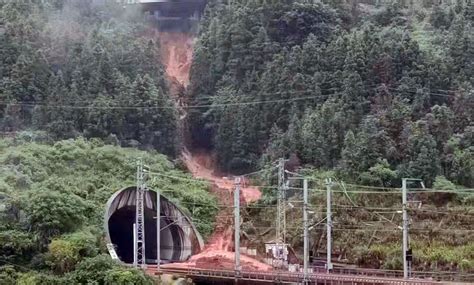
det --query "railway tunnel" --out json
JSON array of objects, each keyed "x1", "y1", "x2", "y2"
[{"x1": 104, "y1": 186, "x2": 204, "y2": 264}]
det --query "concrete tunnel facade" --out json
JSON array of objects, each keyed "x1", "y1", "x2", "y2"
[{"x1": 104, "y1": 186, "x2": 204, "y2": 264}]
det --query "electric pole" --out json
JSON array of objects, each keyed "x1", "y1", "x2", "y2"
[
  {"x1": 303, "y1": 178, "x2": 309, "y2": 284},
  {"x1": 402, "y1": 178, "x2": 423, "y2": 279},
  {"x1": 135, "y1": 159, "x2": 146, "y2": 268},
  {"x1": 156, "y1": 186, "x2": 161, "y2": 272},
  {"x1": 234, "y1": 177, "x2": 241, "y2": 277},
  {"x1": 325, "y1": 178, "x2": 333, "y2": 273},
  {"x1": 402, "y1": 178, "x2": 408, "y2": 278},
  {"x1": 277, "y1": 158, "x2": 286, "y2": 244}
]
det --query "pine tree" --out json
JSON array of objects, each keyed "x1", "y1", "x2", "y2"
[
  {"x1": 43, "y1": 72, "x2": 76, "y2": 138},
  {"x1": 340, "y1": 130, "x2": 360, "y2": 178},
  {"x1": 404, "y1": 121, "x2": 441, "y2": 186}
]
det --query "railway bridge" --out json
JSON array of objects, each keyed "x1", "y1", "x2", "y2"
[{"x1": 149, "y1": 266, "x2": 473, "y2": 285}]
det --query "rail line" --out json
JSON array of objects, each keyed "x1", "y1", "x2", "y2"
[{"x1": 146, "y1": 265, "x2": 473, "y2": 284}]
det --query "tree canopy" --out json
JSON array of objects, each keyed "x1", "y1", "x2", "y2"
[
  {"x1": 189, "y1": 0, "x2": 473, "y2": 188},
  {"x1": 0, "y1": 0, "x2": 178, "y2": 155}
]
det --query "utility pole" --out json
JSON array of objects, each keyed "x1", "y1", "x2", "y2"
[
  {"x1": 303, "y1": 178, "x2": 309, "y2": 284},
  {"x1": 402, "y1": 178, "x2": 423, "y2": 279},
  {"x1": 325, "y1": 178, "x2": 333, "y2": 273},
  {"x1": 135, "y1": 159, "x2": 146, "y2": 268},
  {"x1": 402, "y1": 178, "x2": 416, "y2": 279},
  {"x1": 402, "y1": 178, "x2": 408, "y2": 279},
  {"x1": 234, "y1": 177, "x2": 241, "y2": 277},
  {"x1": 156, "y1": 187, "x2": 161, "y2": 272},
  {"x1": 277, "y1": 158, "x2": 286, "y2": 244}
]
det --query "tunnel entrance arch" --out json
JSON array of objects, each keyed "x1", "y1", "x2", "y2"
[{"x1": 104, "y1": 186, "x2": 203, "y2": 264}]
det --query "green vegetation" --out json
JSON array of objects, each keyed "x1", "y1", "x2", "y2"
[
  {"x1": 189, "y1": 0, "x2": 473, "y2": 188},
  {"x1": 245, "y1": 169, "x2": 473, "y2": 273},
  {"x1": 0, "y1": 0, "x2": 473, "y2": 280},
  {"x1": 353, "y1": 242, "x2": 474, "y2": 272},
  {"x1": 0, "y1": 0, "x2": 177, "y2": 155},
  {"x1": 0, "y1": 137, "x2": 217, "y2": 283}
]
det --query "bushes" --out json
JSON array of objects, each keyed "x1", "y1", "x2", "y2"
[
  {"x1": 0, "y1": 138, "x2": 216, "y2": 239},
  {"x1": 68, "y1": 255, "x2": 118, "y2": 284},
  {"x1": 356, "y1": 242, "x2": 474, "y2": 272},
  {"x1": 0, "y1": 266, "x2": 17, "y2": 285},
  {"x1": 46, "y1": 230, "x2": 99, "y2": 273},
  {"x1": 17, "y1": 272, "x2": 66, "y2": 285},
  {"x1": 353, "y1": 244, "x2": 399, "y2": 269},
  {"x1": 26, "y1": 190, "x2": 92, "y2": 241},
  {"x1": 0, "y1": 230, "x2": 36, "y2": 263},
  {"x1": 68, "y1": 255, "x2": 154, "y2": 285},
  {"x1": 415, "y1": 243, "x2": 474, "y2": 272},
  {"x1": 104, "y1": 268, "x2": 154, "y2": 285},
  {"x1": 47, "y1": 240, "x2": 82, "y2": 273},
  {"x1": 0, "y1": 138, "x2": 217, "y2": 281}
]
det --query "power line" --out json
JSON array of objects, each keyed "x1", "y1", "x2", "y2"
[
  {"x1": 387, "y1": 87, "x2": 474, "y2": 100},
  {"x1": 149, "y1": 172, "x2": 474, "y2": 194},
  {"x1": 0, "y1": 86, "x2": 470, "y2": 111},
  {"x1": 0, "y1": 93, "x2": 344, "y2": 110},
  {"x1": 163, "y1": 198, "x2": 474, "y2": 214},
  {"x1": 244, "y1": 225, "x2": 474, "y2": 233},
  {"x1": 2, "y1": 84, "x2": 468, "y2": 106}
]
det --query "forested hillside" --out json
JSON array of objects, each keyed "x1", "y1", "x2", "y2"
[
  {"x1": 0, "y1": 1, "x2": 218, "y2": 283},
  {"x1": 0, "y1": 137, "x2": 216, "y2": 283},
  {"x1": 189, "y1": 0, "x2": 473, "y2": 188},
  {"x1": 0, "y1": 0, "x2": 177, "y2": 155},
  {"x1": 1, "y1": 0, "x2": 472, "y2": 186},
  {"x1": 0, "y1": 0, "x2": 473, "y2": 282}
]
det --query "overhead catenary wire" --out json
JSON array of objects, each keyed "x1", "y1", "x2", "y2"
[
  {"x1": 152, "y1": 197, "x2": 474, "y2": 215},
  {"x1": 386, "y1": 87, "x2": 473, "y2": 99},
  {"x1": 126, "y1": 158, "x2": 474, "y2": 243},
  {"x1": 0, "y1": 93, "x2": 345, "y2": 110},
  {"x1": 237, "y1": 225, "x2": 474, "y2": 233},
  {"x1": 0, "y1": 85, "x2": 470, "y2": 110},
  {"x1": 0, "y1": 84, "x2": 468, "y2": 106},
  {"x1": 148, "y1": 172, "x2": 474, "y2": 195}
]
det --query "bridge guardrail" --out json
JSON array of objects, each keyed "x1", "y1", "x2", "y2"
[
  {"x1": 156, "y1": 266, "x2": 458, "y2": 284},
  {"x1": 311, "y1": 266, "x2": 474, "y2": 282}
]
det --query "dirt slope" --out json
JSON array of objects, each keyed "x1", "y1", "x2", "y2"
[{"x1": 158, "y1": 32, "x2": 269, "y2": 271}]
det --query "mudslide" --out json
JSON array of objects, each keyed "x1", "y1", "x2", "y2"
[
  {"x1": 165, "y1": 149, "x2": 269, "y2": 271},
  {"x1": 158, "y1": 31, "x2": 269, "y2": 271},
  {"x1": 158, "y1": 31, "x2": 194, "y2": 87},
  {"x1": 182, "y1": 149, "x2": 262, "y2": 204}
]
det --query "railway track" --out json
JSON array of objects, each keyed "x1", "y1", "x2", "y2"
[{"x1": 146, "y1": 265, "x2": 472, "y2": 284}]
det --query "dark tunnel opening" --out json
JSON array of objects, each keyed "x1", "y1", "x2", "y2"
[
  {"x1": 105, "y1": 187, "x2": 203, "y2": 265},
  {"x1": 108, "y1": 205, "x2": 185, "y2": 264}
]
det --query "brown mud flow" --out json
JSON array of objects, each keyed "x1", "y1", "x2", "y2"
[
  {"x1": 158, "y1": 31, "x2": 194, "y2": 88},
  {"x1": 157, "y1": 31, "x2": 269, "y2": 271},
  {"x1": 166, "y1": 149, "x2": 270, "y2": 271}
]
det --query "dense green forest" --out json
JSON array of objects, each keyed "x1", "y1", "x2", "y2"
[
  {"x1": 189, "y1": 0, "x2": 473, "y2": 189},
  {"x1": 0, "y1": 0, "x2": 473, "y2": 282},
  {"x1": 0, "y1": 1, "x2": 218, "y2": 283},
  {"x1": 0, "y1": 0, "x2": 178, "y2": 155},
  {"x1": 1, "y1": 0, "x2": 472, "y2": 186},
  {"x1": 186, "y1": 0, "x2": 473, "y2": 275}
]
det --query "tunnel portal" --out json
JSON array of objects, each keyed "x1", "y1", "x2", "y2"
[{"x1": 105, "y1": 186, "x2": 203, "y2": 264}]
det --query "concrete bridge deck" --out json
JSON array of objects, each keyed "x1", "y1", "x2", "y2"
[{"x1": 147, "y1": 266, "x2": 473, "y2": 285}]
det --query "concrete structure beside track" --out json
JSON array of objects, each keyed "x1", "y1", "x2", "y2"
[{"x1": 104, "y1": 186, "x2": 203, "y2": 264}]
